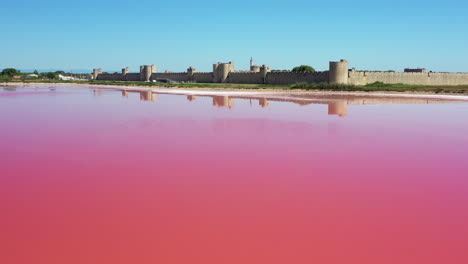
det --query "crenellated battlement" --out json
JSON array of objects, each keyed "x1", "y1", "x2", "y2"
[
  {"x1": 230, "y1": 71, "x2": 265, "y2": 74},
  {"x1": 268, "y1": 71, "x2": 328, "y2": 75},
  {"x1": 266, "y1": 71, "x2": 329, "y2": 85},
  {"x1": 348, "y1": 70, "x2": 468, "y2": 85},
  {"x1": 154, "y1": 72, "x2": 188, "y2": 75}
]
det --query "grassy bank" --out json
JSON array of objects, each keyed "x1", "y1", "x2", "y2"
[
  {"x1": 3, "y1": 79, "x2": 468, "y2": 94},
  {"x1": 290, "y1": 82, "x2": 468, "y2": 94}
]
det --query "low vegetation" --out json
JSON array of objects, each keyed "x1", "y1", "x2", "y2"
[
  {"x1": 1, "y1": 68, "x2": 21, "y2": 77},
  {"x1": 291, "y1": 81, "x2": 468, "y2": 94},
  {"x1": 0, "y1": 68, "x2": 88, "y2": 81}
]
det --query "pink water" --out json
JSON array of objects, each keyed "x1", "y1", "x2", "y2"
[{"x1": 1, "y1": 86, "x2": 468, "y2": 264}]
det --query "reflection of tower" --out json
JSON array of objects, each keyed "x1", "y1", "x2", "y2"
[
  {"x1": 187, "y1": 95, "x2": 197, "y2": 102},
  {"x1": 140, "y1": 91, "x2": 157, "y2": 102},
  {"x1": 328, "y1": 101, "x2": 348, "y2": 117},
  {"x1": 93, "y1": 89, "x2": 102, "y2": 96},
  {"x1": 212, "y1": 96, "x2": 234, "y2": 109},
  {"x1": 259, "y1": 98, "x2": 270, "y2": 108},
  {"x1": 122, "y1": 90, "x2": 129, "y2": 98}
]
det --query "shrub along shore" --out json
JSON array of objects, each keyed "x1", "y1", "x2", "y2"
[{"x1": 3, "y1": 80, "x2": 468, "y2": 95}]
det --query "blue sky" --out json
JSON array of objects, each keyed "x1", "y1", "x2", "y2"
[{"x1": 1, "y1": 0, "x2": 467, "y2": 72}]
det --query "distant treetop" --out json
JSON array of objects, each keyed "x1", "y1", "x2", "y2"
[
  {"x1": 292, "y1": 65, "x2": 315, "y2": 72},
  {"x1": 1, "y1": 68, "x2": 20, "y2": 77}
]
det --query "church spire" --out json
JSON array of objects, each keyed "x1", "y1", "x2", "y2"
[{"x1": 250, "y1": 57, "x2": 254, "y2": 67}]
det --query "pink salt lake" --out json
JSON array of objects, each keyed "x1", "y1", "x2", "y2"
[{"x1": 1, "y1": 85, "x2": 468, "y2": 264}]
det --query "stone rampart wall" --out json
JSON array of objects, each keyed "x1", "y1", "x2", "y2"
[
  {"x1": 96, "y1": 74, "x2": 122, "y2": 81},
  {"x1": 193, "y1": 72, "x2": 213, "y2": 83},
  {"x1": 349, "y1": 71, "x2": 468, "y2": 85},
  {"x1": 227, "y1": 72, "x2": 265, "y2": 84},
  {"x1": 152, "y1": 72, "x2": 190, "y2": 82},
  {"x1": 125, "y1": 73, "x2": 141, "y2": 81},
  {"x1": 265, "y1": 71, "x2": 329, "y2": 85},
  {"x1": 94, "y1": 64, "x2": 468, "y2": 86}
]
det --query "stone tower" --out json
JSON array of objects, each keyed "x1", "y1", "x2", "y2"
[
  {"x1": 329, "y1": 59, "x2": 349, "y2": 84},
  {"x1": 92, "y1": 68, "x2": 102, "y2": 79},
  {"x1": 260, "y1": 65, "x2": 270, "y2": 84},
  {"x1": 187, "y1": 66, "x2": 196, "y2": 75},
  {"x1": 140, "y1": 65, "x2": 157, "y2": 82},
  {"x1": 250, "y1": 57, "x2": 254, "y2": 68},
  {"x1": 187, "y1": 66, "x2": 197, "y2": 82},
  {"x1": 122, "y1": 67, "x2": 129, "y2": 75},
  {"x1": 121, "y1": 67, "x2": 129, "y2": 81},
  {"x1": 213, "y1": 62, "x2": 235, "y2": 83}
]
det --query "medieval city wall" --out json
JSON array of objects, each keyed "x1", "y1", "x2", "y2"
[
  {"x1": 93, "y1": 59, "x2": 468, "y2": 86},
  {"x1": 227, "y1": 72, "x2": 265, "y2": 84},
  {"x1": 125, "y1": 73, "x2": 141, "y2": 81},
  {"x1": 96, "y1": 73, "x2": 122, "y2": 81},
  {"x1": 193, "y1": 72, "x2": 213, "y2": 83},
  {"x1": 348, "y1": 71, "x2": 468, "y2": 85},
  {"x1": 152, "y1": 72, "x2": 190, "y2": 82},
  {"x1": 265, "y1": 71, "x2": 329, "y2": 85}
]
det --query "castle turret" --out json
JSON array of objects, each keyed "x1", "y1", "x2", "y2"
[
  {"x1": 213, "y1": 62, "x2": 234, "y2": 83},
  {"x1": 187, "y1": 66, "x2": 197, "y2": 82},
  {"x1": 92, "y1": 68, "x2": 102, "y2": 79},
  {"x1": 121, "y1": 67, "x2": 129, "y2": 81},
  {"x1": 329, "y1": 59, "x2": 349, "y2": 84},
  {"x1": 140, "y1": 65, "x2": 157, "y2": 82},
  {"x1": 260, "y1": 65, "x2": 270, "y2": 84},
  {"x1": 187, "y1": 66, "x2": 197, "y2": 75},
  {"x1": 122, "y1": 67, "x2": 129, "y2": 75}
]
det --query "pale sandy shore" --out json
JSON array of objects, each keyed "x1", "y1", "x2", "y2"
[{"x1": 3, "y1": 82, "x2": 468, "y2": 102}]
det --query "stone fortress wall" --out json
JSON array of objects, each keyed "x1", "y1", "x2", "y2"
[
  {"x1": 265, "y1": 71, "x2": 329, "y2": 85},
  {"x1": 227, "y1": 72, "x2": 265, "y2": 84},
  {"x1": 348, "y1": 71, "x2": 468, "y2": 85},
  {"x1": 152, "y1": 72, "x2": 190, "y2": 82},
  {"x1": 193, "y1": 72, "x2": 214, "y2": 83},
  {"x1": 94, "y1": 59, "x2": 468, "y2": 86}
]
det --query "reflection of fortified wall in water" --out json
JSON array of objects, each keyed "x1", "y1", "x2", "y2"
[
  {"x1": 93, "y1": 59, "x2": 468, "y2": 85},
  {"x1": 114, "y1": 89, "x2": 466, "y2": 117}
]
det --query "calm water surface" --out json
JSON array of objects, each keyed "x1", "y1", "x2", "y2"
[{"x1": 1, "y1": 86, "x2": 468, "y2": 264}]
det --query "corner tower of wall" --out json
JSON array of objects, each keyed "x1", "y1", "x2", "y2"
[{"x1": 329, "y1": 59, "x2": 349, "y2": 84}]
